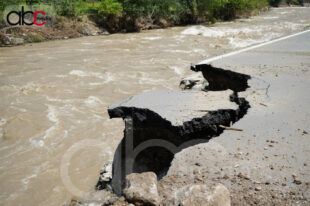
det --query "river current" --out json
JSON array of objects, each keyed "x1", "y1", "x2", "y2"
[{"x1": 0, "y1": 7, "x2": 309, "y2": 206}]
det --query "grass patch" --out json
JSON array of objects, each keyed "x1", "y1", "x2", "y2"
[{"x1": 28, "y1": 33, "x2": 44, "y2": 43}]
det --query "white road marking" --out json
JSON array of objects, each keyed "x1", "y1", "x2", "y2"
[{"x1": 198, "y1": 29, "x2": 310, "y2": 65}]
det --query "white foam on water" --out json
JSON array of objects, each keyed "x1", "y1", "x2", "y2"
[
  {"x1": 280, "y1": 11, "x2": 292, "y2": 15},
  {"x1": 22, "y1": 173, "x2": 37, "y2": 185},
  {"x1": 89, "y1": 72, "x2": 114, "y2": 85},
  {"x1": 109, "y1": 48, "x2": 130, "y2": 52},
  {"x1": 29, "y1": 139, "x2": 45, "y2": 147},
  {"x1": 182, "y1": 21, "x2": 307, "y2": 49},
  {"x1": 46, "y1": 96, "x2": 73, "y2": 103},
  {"x1": 112, "y1": 88, "x2": 131, "y2": 95},
  {"x1": 256, "y1": 16, "x2": 279, "y2": 20},
  {"x1": 42, "y1": 105, "x2": 60, "y2": 141},
  {"x1": 71, "y1": 106, "x2": 84, "y2": 114},
  {"x1": 181, "y1": 26, "x2": 201, "y2": 36},
  {"x1": 181, "y1": 26, "x2": 232, "y2": 37},
  {"x1": 181, "y1": 26, "x2": 203, "y2": 36},
  {"x1": 282, "y1": 22, "x2": 306, "y2": 31},
  {"x1": 138, "y1": 73, "x2": 164, "y2": 85},
  {"x1": 228, "y1": 37, "x2": 260, "y2": 48},
  {"x1": 10, "y1": 105, "x2": 27, "y2": 113},
  {"x1": 193, "y1": 48, "x2": 206, "y2": 53},
  {"x1": 29, "y1": 104, "x2": 76, "y2": 148},
  {"x1": 0, "y1": 144, "x2": 25, "y2": 160},
  {"x1": 169, "y1": 66, "x2": 183, "y2": 75},
  {"x1": 164, "y1": 49, "x2": 192, "y2": 54},
  {"x1": 69, "y1": 70, "x2": 114, "y2": 83},
  {"x1": 89, "y1": 82, "x2": 104, "y2": 86},
  {"x1": 181, "y1": 25, "x2": 261, "y2": 38},
  {"x1": 21, "y1": 167, "x2": 41, "y2": 188},
  {"x1": 50, "y1": 129, "x2": 70, "y2": 148},
  {"x1": 69, "y1": 70, "x2": 104, "y2": 79},
  {"x1": 81, "y1": 42, "x2": 95, "y2": 45},
  {"x1": 56, "y1": 74, "x2": 67, "y2": 78},
  {"x1": 63, "y1": 130, "x2": 68, "y2": 138},
  {"x1": 227, "y1": 31, "x2": 281, "y2": 48},
  {"x1": 120, "y1": 49, "x2": 130, "y2": 52},
  {"x1": 142, "y1": 36, "x2": 162, "y2": 40},
  {"x1": 84, "y1": 96, "x2": 103, "y2": 108},
  {"x1": 182, "y1": 22, "x2": 307, "y2": 39},
  {"x1": 173, "y1": 35, "x2": 186, "y2": 40},
  {"x1": 167, "y1": 44, "x2": 178, "y2": 47},
  {"x1": 76, "y1": 49, "x2": 91, "y2": 52},
  {"x1": 0, "y1": 119, "x2": 6, "y2": 139},
  {"x1": 105, "y1": 72, "x2": 113, "y2": 82},
  {"x1": 47, "y1": 105, "x2": 59, "y2": 124}
]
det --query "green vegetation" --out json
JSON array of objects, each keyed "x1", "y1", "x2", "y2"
[
  {"x1": 27, "y1": 33, "x2": 44, "y2": 42},
  {"x1": 98, "y1": 0, "x2": 122, "y2": 16},
  {"x1": 1, "y1": 0, "x2": 309, "y2": 31}
]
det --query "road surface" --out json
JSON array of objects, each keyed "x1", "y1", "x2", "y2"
[{"x1": 166, "y1": 30, "x2": 310, "y2": 205}]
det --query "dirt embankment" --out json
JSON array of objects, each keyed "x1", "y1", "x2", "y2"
[
  {"x1": 0, "y1": 6, "x2": 269, "y2": 47},
  {"x1": 0, "y1": 16, "x2": 108, "y2": 47},
  {"x1": 0, "y1": 13, "x2": 181, "y2": 47},
  {"x1": 1, "y1": 3, "x2": 307, "y2": 47},
  {"x1": 0, "y1": 16, "x2": 173, "y2": 47}
]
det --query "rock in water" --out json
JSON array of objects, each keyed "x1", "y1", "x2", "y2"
[
  {"x1": 123, "y1": 172, "x2": 159, "y2": 206},
  {"x1": 96, "y1": 162, "x2": 112, "y2": 191},
  {"x1": 174, "y1": 184, "x2": 231, "y2": 206},
  {"x1": 179, "y1": 73, "x2": 208, "y2": 90}
]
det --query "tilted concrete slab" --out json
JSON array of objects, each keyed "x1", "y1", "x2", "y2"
[
  {"x1": 108, "y1": 90, "x2": 238, "y2": 126},
  {"x1": 107, "y1": 88, "x2": 250, "y2": 195}
]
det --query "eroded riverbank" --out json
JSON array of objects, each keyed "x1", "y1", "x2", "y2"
[{"x1": 0, "y1": 7, "x2": 309, "y2": 206}]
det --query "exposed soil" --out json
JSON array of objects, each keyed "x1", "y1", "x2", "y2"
[
  {"x1": 158, "y1": 173, "x2": 309, "y2": 206},
  {"x1": 0, "y1": 16, "x2": 104, "y2": 47}
]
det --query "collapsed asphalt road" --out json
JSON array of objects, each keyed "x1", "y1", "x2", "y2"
[
  {"x1": 107, "y1": 81, "x2": 250, "y2": 195},
  {"x1": 94, "y1": 30, "x2": 310, "y2": 205},
  {"x1": 165, "y1": 30, "x2": 310, "y2": 205}
]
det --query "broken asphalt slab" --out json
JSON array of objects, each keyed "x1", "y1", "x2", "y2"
[
  {"x1": 108, "y1": 90, "x2": 238, "y2": 126},
  {"x1": 107, "y1": 88, "x2": 251, "y2": 195}
]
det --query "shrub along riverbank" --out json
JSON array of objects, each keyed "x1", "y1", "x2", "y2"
[
  {"x1": 0, "y1": 0, "x2": 281, "y2": 30},
  {"x1": 0, "y1": 0, "x2": 309, "y2": 46}
]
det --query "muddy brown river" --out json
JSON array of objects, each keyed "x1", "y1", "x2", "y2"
[{"x1": 0, "y1": 7, "x2": 309, "y2": 206}]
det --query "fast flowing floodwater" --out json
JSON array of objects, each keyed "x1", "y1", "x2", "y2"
[{"x1": 0, "y1": 7, "x2": 309, "y2": 206}]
